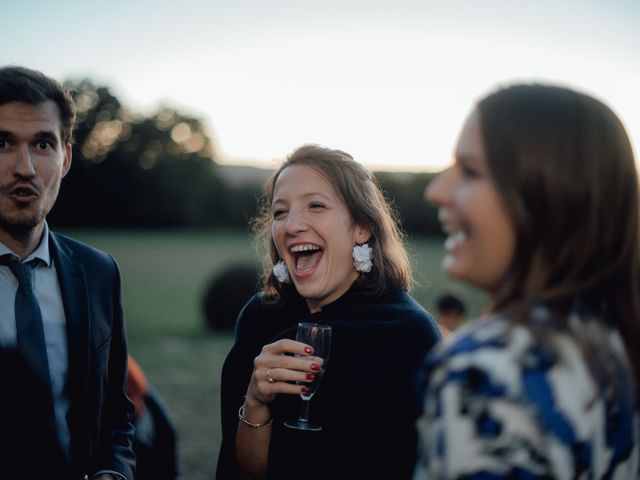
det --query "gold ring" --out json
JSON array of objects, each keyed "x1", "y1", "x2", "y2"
[{"x1": 266, "y1": 369, "x2": 275, "y2": 383}]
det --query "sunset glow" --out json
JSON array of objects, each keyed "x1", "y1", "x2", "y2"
[{"x1": 5, "y1": 0, "x2": 639, "y2": 172}]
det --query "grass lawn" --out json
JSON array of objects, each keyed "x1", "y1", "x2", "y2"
[{"x1": 61, "y1": 228, "x2": 486, "y2": 480}]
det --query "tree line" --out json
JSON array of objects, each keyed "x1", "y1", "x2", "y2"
[{"x1": 50, "y1": 79, "x2": 441, "y2": 235}]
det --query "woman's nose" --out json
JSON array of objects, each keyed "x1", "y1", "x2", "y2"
[
  {"x1": 285, "y1": 209, "x2": 308, "y2": 234},
  {"x1": 425, "y1": 167, "x2": 454, "y2": 206}
]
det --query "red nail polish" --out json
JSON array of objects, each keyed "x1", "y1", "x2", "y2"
[
  {"x1": 311, "y1": 363, "x2": 320, "y2": 371},
  {"x1": 306, "y1": 373, "x2": 315, "y2": 380},
  {"x1": 301, "y1": 386, "x2": 310, "y2": 394},
  {"x1": 304, "y1": 346, "x2": 314, "y2": 354}
]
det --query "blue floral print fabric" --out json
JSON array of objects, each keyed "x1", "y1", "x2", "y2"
[{"x1": 413, "y1": 310, "x2": 639, "y2": 479}]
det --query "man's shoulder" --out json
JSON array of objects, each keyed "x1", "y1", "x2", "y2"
[{"x1": 50, "y1": 231, "x2": 116, "y2": 267}]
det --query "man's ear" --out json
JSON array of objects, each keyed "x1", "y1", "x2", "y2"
[{"x1": 61, "y1": 142, "x2": 72, "y2": 178}]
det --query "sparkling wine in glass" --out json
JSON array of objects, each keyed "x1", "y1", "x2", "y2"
[{"x1": 284, "y1": 322, "x2": 332, "y2": 431}]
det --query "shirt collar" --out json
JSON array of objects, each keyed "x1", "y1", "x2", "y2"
[{"x1": 0, "y1": 223, "x2": 52, "y2": 267}]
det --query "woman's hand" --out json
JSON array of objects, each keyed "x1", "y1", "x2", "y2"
[
  {"x1": 237, "y1": 339, "x2": 320, "y2": 479},
  {"x1": 244, "y1": 339, "x2": 320, "y2": 408}
]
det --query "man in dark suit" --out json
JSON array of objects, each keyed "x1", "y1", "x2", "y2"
[{"x1": 0, "y1": 66, "x2": 135, "y2": 479}]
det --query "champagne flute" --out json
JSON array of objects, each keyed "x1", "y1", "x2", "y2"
[{"x1": 284, "y1": 322, "x2": 332, "y2": 431}]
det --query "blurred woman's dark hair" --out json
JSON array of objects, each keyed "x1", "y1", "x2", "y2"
[
  {"x1": 436, "y1": 293, "x2": 466, "y2": 316},
  {"x1": 477, "y1": 84, "x2": 640, "y2": 380}
]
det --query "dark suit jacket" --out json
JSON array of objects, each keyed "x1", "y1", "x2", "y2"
[
  {"x1": 0, "y1": 348, "x2": 73, "y2": 479},
  {"x1": 50, "y1": 232, "x2": 136, "y2": 480}
]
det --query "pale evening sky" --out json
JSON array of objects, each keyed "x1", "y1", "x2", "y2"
[{"x1": 3, "y1": 0, "x2": 639, "y2": 172}]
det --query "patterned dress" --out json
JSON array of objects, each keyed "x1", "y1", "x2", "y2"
[{"x1": 413, "y1": 307, "x2": 639, "y2": 479}]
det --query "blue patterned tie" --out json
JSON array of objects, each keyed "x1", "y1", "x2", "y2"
[{"x1": 4, "y1": 257, "x2": 51, "y2": 387}]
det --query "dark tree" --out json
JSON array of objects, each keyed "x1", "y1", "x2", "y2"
[
  {"x1": 202, "y1": 264, "x2": 260, "y2": 331},
  {"x1": 51, "y1": 80, "x2": 229, "y2": 228},
  {"x1": 374, "y1": 171, "x2": 441, "y2": 235}
]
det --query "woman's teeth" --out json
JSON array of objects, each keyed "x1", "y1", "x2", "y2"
[
  {"x1": 444, "y1": 231, "x2": 467, "y2": 251},
  {"x1": 290, "y1": 244, "x2": 321, "y2": 253},
  {"x1": 291, "y1": 244, "x2": 323, "y2": 273}
]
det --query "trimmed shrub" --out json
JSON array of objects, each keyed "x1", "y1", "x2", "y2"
[{"x1": 202, "y1": 263, "x2": 260, "y2": 331}]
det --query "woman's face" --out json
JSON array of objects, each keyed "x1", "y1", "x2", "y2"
[
  {"x1": 425, "y1": 109, "x2": 516, "y2": 295},
  {"x1": 271, "y1": 164, "x2": 370, "y2": 312}
]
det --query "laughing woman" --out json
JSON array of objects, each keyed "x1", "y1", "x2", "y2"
[
  {"x1": 216, "y1": 145, "x2": 441, "y2": 480},
  {"x1": 414, "y1": 84, "x2": 640, "y2": 479}
]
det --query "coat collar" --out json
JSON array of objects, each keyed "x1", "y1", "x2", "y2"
[{"x1": 48, "y1": 232, "x2": 90, "y2": 376}]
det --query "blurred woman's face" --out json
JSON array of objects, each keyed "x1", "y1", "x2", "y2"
[
  {"x1": 425, "y1": 109, "x2": 515, "y2": 295},
  {"x1": 271, "y1": 165, "x2": 370, "y2": 312}
]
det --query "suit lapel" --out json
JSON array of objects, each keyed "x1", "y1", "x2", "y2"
[{"x1": 49, "y1": 233, "x2": 91, "y2": 465}]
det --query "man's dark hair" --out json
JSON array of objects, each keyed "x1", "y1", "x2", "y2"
[
  {"x1": 436, "y1": 293, "x2": 466, "y2": 315},
  {"x1": 0, "y1": 65, "x2": 76, "y2": 143}
]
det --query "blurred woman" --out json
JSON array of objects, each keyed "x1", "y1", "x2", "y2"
[
  {"x1": 217, "y1": 145, "x2": 441, "y2": 480},
  {"x1": 414, "y1": 84, "x2": 640, "y2": 478}
]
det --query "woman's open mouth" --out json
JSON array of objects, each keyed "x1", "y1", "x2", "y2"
[{"x1": 290, "y1": 243, "x2": 323, "y2": 278}]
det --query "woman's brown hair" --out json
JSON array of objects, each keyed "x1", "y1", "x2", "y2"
[
  {"x1": 478, "y1": 84, "x2": 640, "y2": 380},
  {"x1": 253, "y1": 144, "x2": 412, "y2": 305}
]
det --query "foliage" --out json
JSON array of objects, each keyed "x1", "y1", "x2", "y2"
[
  {"x1": 374, "y1": 171, "x2": 441, "y2": 234},
  {"x1": 51, "y1": 79, "x2": 229, "y2": 228},
  {"x1": 50, "y1": 79, "x2": 442, "y2": 235},
  {"x1": 202, "y1": 263, "x2": 260, "y2": 331}
]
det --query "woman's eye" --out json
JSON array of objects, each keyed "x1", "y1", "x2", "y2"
[
  {"x1": 272, "y1": 209, "x2": 286, "y2": 219},
  {"x1": 459, "y1": 164, "x2": 479, "y2": 179},
  {"x1": 309, "y1": 203, "x2": 325, "y2": 210}
]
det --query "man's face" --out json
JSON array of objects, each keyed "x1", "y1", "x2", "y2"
[{"x1": 0, "y1": 100, "x2": 72, "y2": 239}]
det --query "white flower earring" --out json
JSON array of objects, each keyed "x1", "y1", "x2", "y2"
[
  {"x1": 352, "y1": 243, "x2": 373, "y2": 273},
  {"x1": 272, "y1": 260, "x2": 291, "y2": 283}
]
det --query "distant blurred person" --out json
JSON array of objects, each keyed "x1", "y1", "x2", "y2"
[
  {"x1": 414, "y1": 84, "x2": 639, "y2": 478},
  {"x1": 0, "y1": 65, "x2": 135, "y2": 479},
  {"x1": 127, "y1": 355, "x2": 180, "y2": 480},
  {"x1": 434, "y1": 293, "x2": 466, "y2": 336}
]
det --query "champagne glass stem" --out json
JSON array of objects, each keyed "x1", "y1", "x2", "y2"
[{"x1": 298, "y1": 398, "x2": 311, "y2": 423}]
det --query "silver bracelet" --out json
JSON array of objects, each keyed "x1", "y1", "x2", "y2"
[{"x1": 238, "y1": 403, "x2": 273, "y2": 430}]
